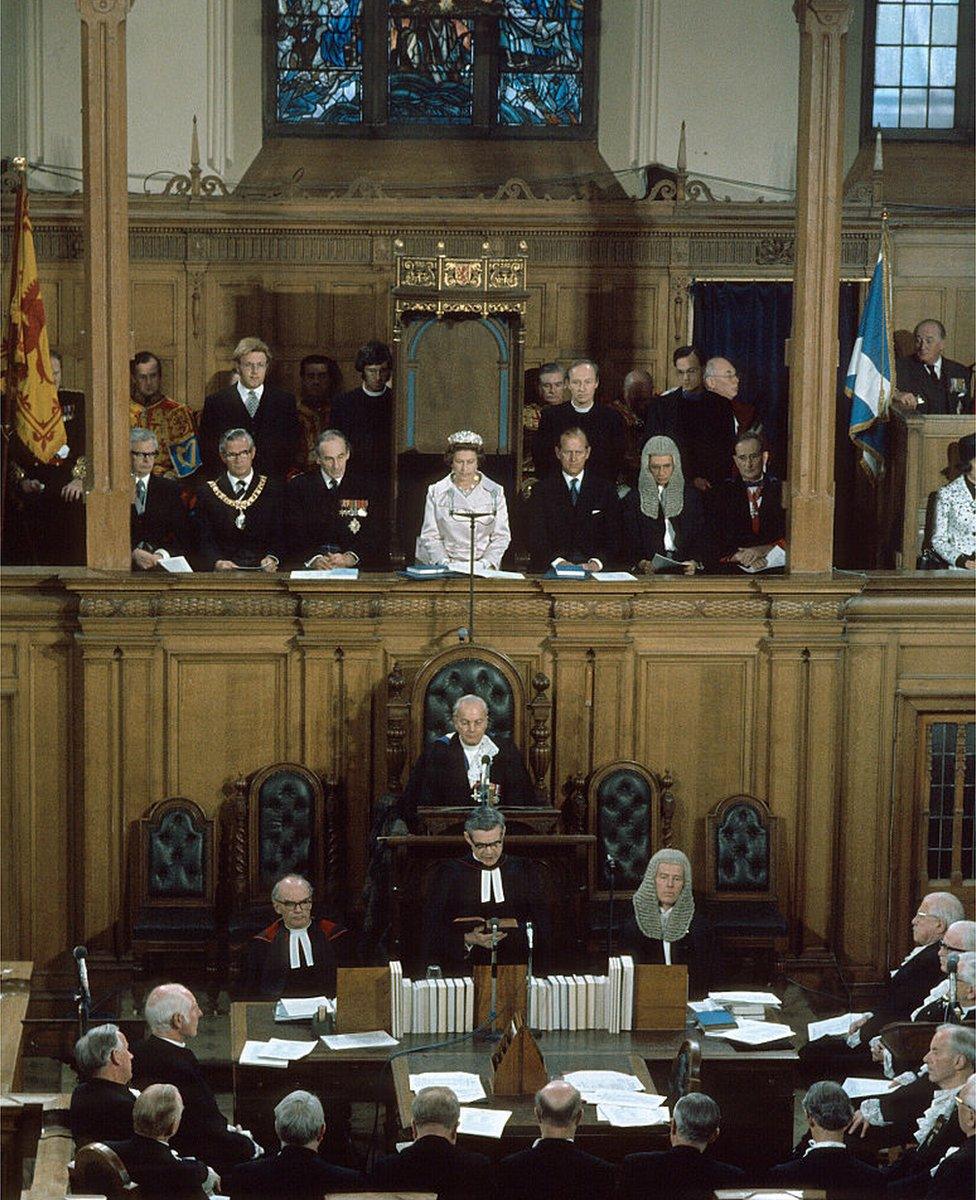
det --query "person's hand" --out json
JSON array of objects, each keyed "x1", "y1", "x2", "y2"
[
  {"x1": 215, "y1": 559, "x2": 238, "y2": 571},
  {"x1": 732, "y1": 545, "x2": 769, "y2": 568},
  {"x1": 680, "y1": 560, "x2": 697, "y2": 576},
  {"x1": 636, "y1": 559, "x2": 653, "y2": 575},
  {"x1": 260, "y1": 556, "x2": 278, "y2": 573},
  {"x1": 313, "y1": 551, "x2": 355, "y2": 570},
  {"x1": 61, "y1": 478, "x2": 84, "y2": 502},
  {"x1": 964, "y1": 558, "x2": 975, "y2": 570},
  {"x1": 132, "y1": 548, "x2": 162, "y2": 570},
  {"x1": 20, "y1": 478, "x2": 43, "y2": 494},
  {"x1": 892, "y1": 389, "x2": 919, "y2": 411},
  {"x1": 870, "y1": 1040, "x2": 885, "y2": 1064},
  {"x1": 582, "y1": 559, "x2": 601, "y2": 573},
  {"x1": 464, "y1": 929, "x2": 507, "y2": 950},
  {"x1": 693, "y1": 476, "x2": 710, "y2": 491},
  {"x1": 848, "y1": 1015, "x2": 868, "y2": 1035},
  {"x1": 848, "y1": 1110, "x2": 871, "y2": 1138}
]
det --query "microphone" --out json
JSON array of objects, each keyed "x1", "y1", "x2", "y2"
[
  {"x1": 457, "y1": 627, "x2": 469, "y2": 643},
  {"x1": 525, "y1": 921, "x2": 534, "y2": 950},
  {"x1": 948, "y1": 952, "x2": 959, "y2": 1013},
  {"x1": 480, "y1": 754, "x2": 491, "y2": 803},
  {"x1": 606, "y1": 856, "x2": 617, "y2": 962},
  {"x1": 73, "y1": 945, "x2": 91, "y2": 1005}
]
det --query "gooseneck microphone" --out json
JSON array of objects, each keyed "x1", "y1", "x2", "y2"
[
  {"x1": 606, "y1": 855, "x2": 617, "y2": 961},
  {"x1": 73, "y1": 945, "x2": 91, "y2": 1003}
]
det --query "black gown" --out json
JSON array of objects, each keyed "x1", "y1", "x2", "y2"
[{"x1": 618, "y1": 907, "x2": 716, "y2": 995}]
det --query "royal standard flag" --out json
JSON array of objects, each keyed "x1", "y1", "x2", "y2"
[
  {"x1": 2, "y1": 173, "x2": 66, "y2": 463},
  {"x1": 846, "y1": 227, "x2": 894, "y2": 478}
]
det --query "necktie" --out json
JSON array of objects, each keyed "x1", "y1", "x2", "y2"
[
  {"x1": 926, "y1": 364, "x2": 936, "y2": 378},
  {"x1": 245, "y1": 389, "x2": 258, "y2": 417},
  {"x1": 328, "y1": 479, "x2": 337, "y2": 491},
  {"x1": 135, "y1": 479, "x2": 146, "y2": 514},
  {"x1": 569, "y1": 478, "x2": 579, "y2": 506},
  {"x1": 235, "y1": 479, "x2": 247, "y2": 498}
]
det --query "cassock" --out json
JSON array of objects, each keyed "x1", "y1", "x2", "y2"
[
  {"x1": 241, "y1": 916, "x2": 352, "y2": 998},
  {"x1": 534, "y1": 402, "x2": 626, "y2": 483},
  {"x1": 400, "y1": 733, "x2": 534, "y2": 828},
  {"x1": 422, "y1": 854, "x2": 551, "y2": 971},
  {"x1": 285, "y1": 467, "x2": 379, "y2": 569},
  {"x1": 330, "y1": 386, "x2": 394, "y2": 504}
]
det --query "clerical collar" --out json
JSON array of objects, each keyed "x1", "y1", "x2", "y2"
[
  {"x1": 288, "y1": 926, "x2": 314, "y2": 969},
  {"x1": 571, "y1": 400, "x2": 594, "y2": 413},
  {"x1": 362, "y1": 384, "x2": 387, "y2": 397},
  {"x1": 152, "y1": 1033, "x2": 186, "y2": 1049},
  {"x1": 478, "y1": 866, "x2": 505, "y2": 903}
]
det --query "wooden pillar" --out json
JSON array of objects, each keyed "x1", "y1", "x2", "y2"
[
  {"x1": 78, "y1": 0, "x2": 133, "y2": 570},
  {"x1": 787, "y1": 0, "x2": 853, "y2": 574}
]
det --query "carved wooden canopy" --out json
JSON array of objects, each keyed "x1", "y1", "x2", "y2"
[{"x1": 391, "y1": 238, "x2": 529, "y2": 333}]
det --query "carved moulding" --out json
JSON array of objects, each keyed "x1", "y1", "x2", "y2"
[
  {"x1": 631, "y1": 595, "x2": 770, "y2": 621},
  {"x1": 77, "y1": 592, "x2": 299, "y2": 619},
  {"x1": 770, "y1": 596, "x2": 847, "y2": 621},
  {"x1": 552, "y1": 597, "x2": 634, "y2": 621}
]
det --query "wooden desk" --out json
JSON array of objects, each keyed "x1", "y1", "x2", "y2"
[
  {"x1": 230, "y1": 1004, "x2": 796, "y2": 1170},
  {"x1": 1, "y1": 961, "x2": 34, "y2": 1094}
]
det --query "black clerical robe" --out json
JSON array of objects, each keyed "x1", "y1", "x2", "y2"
[
  {"x1": 422, "y1": 854, "x2": 551, "y2": 971},
  {"x1": 241, "y1": 916, "x2": 352, "y2": 998},
  {"x1": 619, "y1": 909, "x2": 716, "y2": 995},
  {"x1": 400, "y1": 734, "x2": 534, "y2": 829},
  {"x1": 69, "y1": 1077, "x2": 136, "y2": 1146}
]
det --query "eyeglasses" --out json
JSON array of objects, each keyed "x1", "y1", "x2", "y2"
[
  {"x1": 277, "y1": 898, "x2": 313, "y2": 910},
  {"x1": 913, "y1": 910, "x2": 937, "y2": 919},
  {"x1": 939, "y1": 940, "x2": 963, "y2": 951},
  {"x1": 224, "y1": 449, "x2": 254, "y2": 459},
  {"x1": 470, "y1": 839, "x2": 503, "y2": 852},
  {"x1": 130, "y1": 450, "x2": 156, "y2": 459}
]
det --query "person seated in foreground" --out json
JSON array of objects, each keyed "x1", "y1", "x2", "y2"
[
  {"x1": 617, "y1": 1092, "x2": 745, "y2": 1200},
  {"x1": 930, "y1": 432, "x2": 976, "y2": 570},
  {"x1": 766, "y1": 1081, "x2": 883, "y2": 1197},
  {"x1": 400, "y1": 693, "x2": 535, "y2": 825},
  {"x1": 495, "y1": 1079, "x2": 614, "y2": 1200},
  {"x1": 130, "y1": 426, "x2": 191, "y2": 569},
  {"x1": 194, "y1": 428, "x2": 284, "y2": 571},
  {"x1": 709, "y1": 430, "x2": 786, "y2": 572},
  {"x1": 69, "y1": 1023, "x2": 137, "y2": 1146},
  {"x1": 621, "y1": 435, "x2": 707, "y2": 574},
  {"x1": 926, "y1": 1070, "x2": 975, "y2": 1200},
  {"x1": 911, "y1": 921, "x2": 976, "y2": 1025},
  {"x1": 619, "y1": 847, "x2": 715, "y2": 994},
  {"x1": 222, "y1": 1089, "x2": 364, "y2": 1200},
  {"x1": 131, "y1": 983, "x2": 259, "y2": 1173},
  {"x1": 421, "y1": 805, "x2": 550, "y2": 971},
  {"x1": 368, "y1": 1084, "x2": 491, "y2": 1200},
  {"x1": 241, "y1": 872, "x2": 353, "y2": 999},
  {"x1": 107, "y1": 1083, "x2": 217, "y2": 1199}
]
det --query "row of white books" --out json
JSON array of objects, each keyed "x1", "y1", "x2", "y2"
[
  {"x1": 390, "y1": 963, "x2": 477, "y2": 1037},
  {"x1": 527, "y1": 958, "x2": 635, "y2": 1033}
]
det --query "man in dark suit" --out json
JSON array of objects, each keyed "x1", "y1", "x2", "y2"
[
  {"x1": 534, "y1": 359, "x2": 626, "y2": 484},
  {"x1": 893, "y1": 320, "x2": 972, "y2": 415},
  {"x1": 131, "y1": 983, "x2": 258, "y2": 1173},
  {"x1": 285, "y1": 429, "x2": 380, "y2": 569},
  {"x1": 369, "y1": 1085, "x2": 491, "y2": 1200},
  {"x1": 709, "y1": 430, "x2": 786, "y2": 571},
  {"x1": 69, "y1": 1023, "x2": 136, "y2": 1146},
  {"x1": 526, "y1": 427, "x2": 618, "y2": 572},
  {"x1": 646, "y1": 345, "x2": 703, "y2": 459},
  {"x1": 194, "y1": 429, "x2": 284, "y2": 570},
  {"x1": 199, "y1": 336, "x2": 300, "y2": 479},
  {"x1": 496, "y1": 1080, "x2": 613, "y2": 1200},
  {"x1": 927, "y1": 1072, "x2": 975, "y2": 1199},
  {"x1": 107, "y1": 1083, "x2": 215, "y2": 1199},
  {"x1": 129, "y1": 428, "x2": 190, "y2": 569},
  {"x1": 683, "y1": 356, "x2": 757, "y2": 493},
  {"x1": 618, "y1": 1092, "x2": 745, "y2": 1200},
  {"x1": 767, "y1": 1081, "x2": 883, "y2": 1197},
  {"x1": 222, "y1": 1089, "x2": 363, "y2": 1200}
]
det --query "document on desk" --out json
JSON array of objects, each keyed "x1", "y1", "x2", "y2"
[
  {"x1": 290, "y1": 568, "x2": 359, "y2": 579},
  {"x1": 239, "y1": 1040, "x2": 289, "y2": 1068},
  {"x1": 842, "y1": 1076, "x2": 900, "y2": 1099},
  {"x1": 456, "y1": 1107, "x2": 512, "y2": 1138},
  {"x1": 275, "y1": 996, "x2": 334, "y2": 1021},
  {"x1": 592, "y1": 571, "x2": 637, "y2": 582},
  {"x1": 807, "y1": 1012, "x2": 870, "y2": 1041},
  {"x1": 262, "y1": 1037, "x2": 318, "y2": 1061},
  {"x1": 597, "y1": 1102, "x2": 670, "y2": 1127},
  {"x1": 408, "y1": 1072, "x2": 487, "y2": 1104},
  {"x1": 158, "y1": 555, "x2": 192, "y2": 573},
  {"x1": 580, "y1": 1088, "x2": 666, "y2": 1108},
  {"x1": 562, "y1": 1070, "x2": 645, "y2": 1092},
  {"x1": 320, "y1": 1030, "x2": 398, "y2": 1050},
  {"x1": 708, "y1": 990, "x2": 782, "y2": 1007},
  {"x1": 706, "y1": 1019, "x2": 795, "y2": 1045}
]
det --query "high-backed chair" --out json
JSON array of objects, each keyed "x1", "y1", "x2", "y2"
[
  {"x1": 68, "y1": 1142, "x2": 139, "y2": 1197},
  {"x1": 667, "y1": 1035, "x2": 702, "y2": 1108},
  {"x1": 880, "y1": 1021, "x2": 941, "y2": 1076},
  {"x1": 703, "y1": 793, "x2": 788, "y2": 977},
  {"x1": 225, "y1": 762, "x2": 341, "y2": 962},
  {"x1": 129, "y1": 797, "x2": 218, "y2": 1011}
]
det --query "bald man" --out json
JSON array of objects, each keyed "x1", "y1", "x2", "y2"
[{"x1": 893, "y1": 320, "x2": 971, "y2": 415}]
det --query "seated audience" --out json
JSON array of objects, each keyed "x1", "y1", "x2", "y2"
[
  {"x1": 130, "y1": 427, "x2": 190, "y2": 570},
  {"x1": 892, "y1": 320, "x2": 972, "y2": 415},
  {"x1": 620, "y1": 848, "x2": 715, "y2": 993},
  {"x1": 285, "y1": 428, "x2": 379, "y2": 569},
  {"x1": 617, "y1": 1092, "x2": 745, "y2": 1200},
  {"x1": 401, "y1": 693, "x2": 534, "y2": 822},
  {"x1": 709, "y1": 430, "x2": 786, "y2": 571},
  {"x1": 533, "y1": 359, "x2": 626, "y2": 484},
  {"x1": 69, "y1": 1023, "x2": 136, "y2": 1146},
  {"x1": 241, "y1": 872, "x2": 352, "y2": 999},
  {"x1": 683, "y1": 356, "x2": 756, "y2": 492},
  {"x1": 526, "y1": 427, "x2": 619, "y2": 573},
  {"x1": 416, "y1": 431, "x2": 511, "y2": 570},
  {"x1": 930, "y1": 432, "x2": 975, "y2": 569},
  {"x1": 129, "y1": 351, "x2": 201, "y2": 479},
  {"x1": 912, "y1": 921, "x2": 976, "y2": 1023},
  {"x1": 621, "y1": 435, "x2": 707, "y2": 574},
  {"x1": 927, "y1": 1071, "x2": 975, "y2": 1200},
  {"x1": 767, "y1": 1081, "x2": 883, "y2": 1197},
  {"x1": 495, "y1": 1079, "x2": 614, "y2": 1200},
  {"x1": 222, "y1": 1089, "x2": 363, "y2": 1200},
  {"x1": 132, "y1": 983, "x2": 258, "y2": 1172},
  {"x1": 329, "y1": 339, "x2": 394, "y2": 503},
  {"x1": 294, "y1": 354, "x2": 341, "y2": 470},
  {"x1": 194, "y1": 428, "x2": 283, "y2": 571},
  {"x1": 199, "y1": 337, "x2": 300, "y2": 480},
  {"x1": 107, "y1": 1083, "x2": 216, "y2": 1199},
  {"x1": 368, "y1": 1084, "x2": 491, "y2": 1200},
  {"x1": 422, "y1": 805, "x2": 550, "y2": 971}
]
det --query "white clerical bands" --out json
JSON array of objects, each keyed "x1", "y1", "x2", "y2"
[
  {"x1": 480, "y1": 867, "x2": 505, "y2": 904},
  {"x1": 288, "y1": 927, "x2": 314, "y2": 969}
]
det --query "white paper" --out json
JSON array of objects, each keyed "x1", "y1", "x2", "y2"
[
  {"x1": 562, "y1": 1070, "x2": 644, "y2": 1092},
  {"x1": 290, "y1": 568, "x2": 359, "y2": 579},
  {"x1": 158, "y1": 555, "x2": 192, "y2": 573},
  {"x1": 597, "y1": 1102, "x2": 670, "y2": 1127},
  {"x1": 238, "y1": 1040, "x2": 289, "y2": 1068},
  {"x1": 580, "y1": 1089, "x2": 666, "y2": 1108},
  {"x1": 807, "y1": 1012, "x2": 870, "y2": 1042},
  {"x1": 708, "y1": 990, "x2": 781, "y2": 1007},
  {"x1": 737, "y1": 543, "x2": 786, "y2": 573},
  {"x1": 408, "y1": 1072, "x2": 487, "y2": 1104},
  {"x1": 444, "y1": 561, "x2": 524, "y2": 579},
  {"x1": 456, "y1": 1107, "x2": 512, "y2": 1139},
  {"x1": 706, "y1": 1019, "x2": 794, "y2": 1046},
  {"x1": 274, "y1": 996, "x2": 334, "y2": 1021},
  {"x1": 650, "y1": 554, "x2": 689, "y2": 574},
  {"x1": 592, "y1": 571, "x2": 637, "y2": 582},
  {"x1": 842, "y1": 1076, "x2": 900, "y2": 1099},
  {"x1": 261, "y1": 1037, "x2": 317, "y2": 1061},
  {"x1": 688, "y1": 999, "x2": 725, "y2": 1013},
  {"x1": 320, "y1": 1030, "x2": 398, "y2": 1050}
]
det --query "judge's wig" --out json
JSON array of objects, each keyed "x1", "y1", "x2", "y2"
[{"x1": 632, "y1": 847, "x2": 694, "y2": 942}]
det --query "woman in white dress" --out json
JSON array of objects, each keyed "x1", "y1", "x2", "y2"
[
  {"x1": 931, "y1": 432, "x2": 976, "y2": 569},
  {"x1": 416, "y1": 431, "x2": 511, "y2": 570}
]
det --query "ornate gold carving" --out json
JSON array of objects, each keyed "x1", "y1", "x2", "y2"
[
  {"x1": 398, "y1": 258, "x2": 437, "y2": 287},
  {"x1": 631, "y1": 596, "x2": 769, "y2": 620},
  {"x1": 553, "y1": 598, "x2": 632, "y2": 621},
  {"x1": 771, "y1": 597, "x2": 845, "y2": 620},
  {"x1": 756, "y1": 236, "x2": 795, "y2": 265},
  {"x1": 302, "y1": 597, "x2": 379, "y2": 620},
  {"x1": 160, "y1": 117, "x2": 229, "y2": 200},
  {"x1": 443, "y1": 259, "x2": 484, "y2": 288},
  {"x1": 487, "y1": 259, "x2": 524, "y2": 288}
]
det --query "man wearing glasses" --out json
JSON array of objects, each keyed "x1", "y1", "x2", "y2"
[
  {"x1": 194, "y1": 428, "x2": 284, "y2": 571},
  {"x1": 129, "y1": 428, "x2": 189, "y2": 570},
  {"x1": 242, "y1": 873, "x2": 352, "y2": 998}
]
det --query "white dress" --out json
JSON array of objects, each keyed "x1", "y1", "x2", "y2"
[
  {"x1": 931, "y1": 474, "x2": 976, "y2": 566},
  {"x1": 416, "y1": 473, "x2": 511, "y2": 569}
]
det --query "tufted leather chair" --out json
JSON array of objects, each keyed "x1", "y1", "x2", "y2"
[
  {"x1": 594, "y1": 765, "x2": 656, "y2": 892},
  {"x1": 703, "y1": 793, "x2": 788, "y2": 975},
  {"x1": 256, "y1": 768, "x2": 318, "y2": 892},
  {"x1": 69, "y1": 1143, "x2": 141, "y2": 1197},
  {"x1": 130, "y1": 796, "x2": 217, "y2": 1011},
  {"x1": 422, "y1": 657, "x2": 515, "y2": 745}
]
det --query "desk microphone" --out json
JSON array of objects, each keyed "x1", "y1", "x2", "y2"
[
  {"x1": 606, "y1": 856, "x2": 617, "y2": 961},
  {"x1": 947, "y1": 952, "x2": 960, "y2": 1015},
  {"x1": 479, "y1": 755, "x2": 491, "y2": 803},
  {"x1": 73, "y1": 945, "x2": 91, "y2": 1004}
]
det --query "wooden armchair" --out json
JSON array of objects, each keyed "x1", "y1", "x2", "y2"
[
  {"x1": 880, "y1": 1021, "x2": 941, "y2": 1076},
  {"x1": 68, "y1": 1142, "x2": 138, "y2": 1197}
]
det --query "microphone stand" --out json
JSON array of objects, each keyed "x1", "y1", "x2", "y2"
[
  {"x1": 449, "y1": 499, "x2": 495, "y2": 643},
  {"x1": 606, "y1": 855, "x2": 617, "y2": 962},
  {"x1": 485, "y1": 917, "x2": 501, "y2": 1042}
]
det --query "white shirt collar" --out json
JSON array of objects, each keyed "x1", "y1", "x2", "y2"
[
  {"x1": 571, "y1": 400, "x2": 594, "y2": 413},
  {"x1": 804, "y1": 1139, "x2": 847, "y2": 1155},
  {"x1": 563, "y1": 470, "x2": 584, "y2": 488},
  {"x1": 237, "y1": 381, "x2": 264, "y2": 404},
  {"x1": 320, "y1": 468, "x2": 343, "y2": 488},
  {"x1": 134, "y1": 472, "x2": 151, "y2": 484},
  {"x1": 931, "y1": 357, "x2": 943, "y2": 377},
  {"x1": 228, "y1": 470, "x2": 254, "y2": 492}
]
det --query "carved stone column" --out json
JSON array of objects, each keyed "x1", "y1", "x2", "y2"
[
  {"x1": 788, "y1": 0, "x2": 853, "y2": 574},
  {"x1": 78, "y1": 0, "x2": 134, "y2": 569}
]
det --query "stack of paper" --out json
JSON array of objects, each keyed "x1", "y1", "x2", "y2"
[
  {"x1": 807, "y1": 1012, "x2": 870, "y2": 1041},
  {"x1": 274, "y1": 995, "x2": 334, "y2": 1022},
  {"x1": 238, "y1": 1040, "x2": 289, "y2": 1068},
  {"x1": 842, "y1": 1077, "x2": 899, "y2": 1099},
  {"x1": 320, "y1": 1030, "x2": 398, "y2": 1050},
  {"x1": 563, "y1": 1070, "x2": 646, "y2": 1093},
  {"x1": 456, "y1": 1107, "x2": 512, "y2": 1138},
  {"x1": 408, "y1": 1072, "x2": 487, "y2": 1104},
  {"x1": 705, "y1": 1018, "x2": 794, "y2": 1046}
]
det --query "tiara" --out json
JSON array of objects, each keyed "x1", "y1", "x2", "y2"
[{"x1": 447, "y1": 430, "x2": 483, "y2": 448}]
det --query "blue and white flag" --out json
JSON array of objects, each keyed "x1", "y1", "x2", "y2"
[{"x1": 847, "y1": 229, "x2": 894, "y2": 477}]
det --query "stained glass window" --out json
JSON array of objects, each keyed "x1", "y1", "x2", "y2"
[{"x1": 270, "y1": 0, "x2": 592, "y2": 133}]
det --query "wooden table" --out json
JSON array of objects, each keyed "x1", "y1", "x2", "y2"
[
  {"x1": 230, "y1": 1003, "x2": 797, "y2": 1169},
  {"x1": 1, "y1": 961, "x2": 33, "y2": 1094}
]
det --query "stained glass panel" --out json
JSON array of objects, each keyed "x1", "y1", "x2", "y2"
[
  {"x1": 499, "y1": 72, "x2": 581, "y2": 126},
  {"x1": 498, "y1": 1, "x2": 583, "y2": 126},
  {"x1": 275, "y1": 1, "x2": 363, "y2": 124},
  {"x1": 388, "y1": 15, "x2": 474, "y2": 125}
]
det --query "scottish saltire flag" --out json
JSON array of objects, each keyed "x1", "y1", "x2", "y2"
[{"x1": 847, "y1": 229, "x2": 894, "y2": 477}]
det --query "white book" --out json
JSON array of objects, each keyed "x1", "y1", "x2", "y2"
[
  {"x1": 435, "y1": 977, "x2": 449, "y2": 1035},
  {"x1": 567, "y1": 976, "x2": 579, "y2": 1031},
  {"x1": 389, "y1": 961, "x2": 402, "y2": 1038},
  {"x1": 402, "y1": 978, "x2": 413, "y2": 1037},
  {"x1": 463, "y1": 977, "x2": 475, "y2": 1033},
  {"x1": 555, "y1": 976, "x2": 569, "y2": 1030},
  {"x1": 422, "y1": 979, "x2": 435, "y2": 1035},
  {"x1": 620, "y1": 955, "x2": 635, "y2": 1032},
  {"x1": 575, "y1": 975, "x2": 589, "y2": 1030},
  {"x1": 415, "y1": 980, "x2": 429, "y2": 1034},
  {"x1": 445, "y1": 978, "x2": 458, "y2": 1035},
  {"x1": 548, "y1": 976, "x2": 561, "y2": 1029},
  {"x1": 542, "y1": 979, "x2": 552, "y2": 1032},
  {"x1": 528, "y1": 978, "x2": 538, "y2": 1028},
  {"x1": 607, "y1": 958, "x2": 621, "y2": 1034}
]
